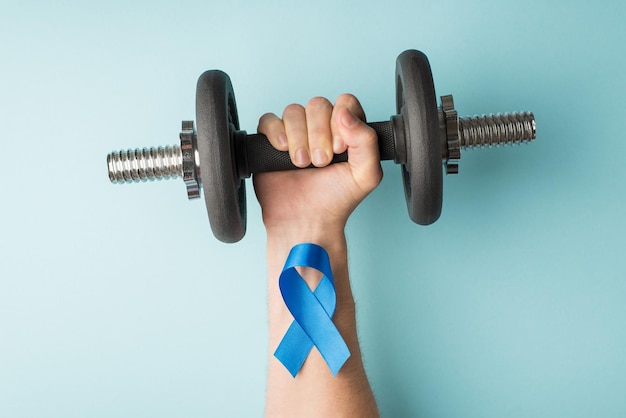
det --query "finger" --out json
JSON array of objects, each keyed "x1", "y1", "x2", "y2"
[
  {"x1": 330, "y1": 94, "x2": 367, "y2": 154},
  {"x1": 283, "y1": 104, "x2": 310, "y2": 168},
  {"x1": 305, "y1": 97, "x2": 333, "y2": 167},
  {"x1": 334, "y1": 106, "x2": 382, "y2": 192},
  {"x1": 257, "y1": 113, "x2": 288, "y2": 151}
]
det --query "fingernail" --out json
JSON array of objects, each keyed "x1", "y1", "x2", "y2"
[
  {"x1": 295, "y1": 148, "x2": 309, "y2": 166},
  {"x1": 333, "y1": 135, "x2": 345, "y2": 154},
  {"x1": 313, "y1": 149, "x2": 327, "y2": 166},
  {"x1": 277, "y1": 133, "x2": 288, "y2": 148},
  {"x1": 341, "y1": 110, "x2": 357, "y2": 128}
]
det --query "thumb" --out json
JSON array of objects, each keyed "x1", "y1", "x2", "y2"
[{"x1": 336, "y1": 107, "x2": 383, "y2": 192}]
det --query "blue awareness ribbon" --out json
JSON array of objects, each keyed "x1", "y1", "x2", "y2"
[{"x1": 274, "y1": 243, "x2": 350, "y2": 377}]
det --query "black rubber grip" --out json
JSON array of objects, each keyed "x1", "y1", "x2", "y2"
[{"x1": 244, "y1": 120, "x2": 395, "y2": 175}]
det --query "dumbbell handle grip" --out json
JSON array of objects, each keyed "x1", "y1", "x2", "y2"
[{"x1": 243, "y1": 121, "x2": 396, "y2": 175}]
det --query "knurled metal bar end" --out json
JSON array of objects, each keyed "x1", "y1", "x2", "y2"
[
  {"x1": 107, "y1": 145, "x2": 183, "y2": 183},
  {"x1": 459, "y1": 112, "x2": 536, "y2": 148},
  {"x1": 106, "y1": 121, "x2": 201, "y2": 200}
]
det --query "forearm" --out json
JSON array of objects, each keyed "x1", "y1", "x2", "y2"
[{"x1": 264, "y1": 226, "x2": 378, "y2": 417}]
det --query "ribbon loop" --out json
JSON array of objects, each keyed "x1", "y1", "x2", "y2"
[{"x1": 274, "y1": 243, "x2": 350, "y2": 377}]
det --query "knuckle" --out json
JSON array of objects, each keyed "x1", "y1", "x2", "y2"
[
  {"x1": 283, "y1": 103, "x2": 305, "y2": 118},
  {"x1": 306, "y1": 96, "x2": 332, "y2": 111},
  {"x1": 259, "y1": 112, "x2": 276, "y2": 122},
  {"x1": 336, "y1": 94, "x2": 366, "y2": 121},
  {"x1": 337, "y1": 93, "x2": 360, "y2": 108},
  {"x1": 258, "y1": 112, "x2": 277, "y2": 128},
  {"x1": 364, "y1": 124, "x2": 378, "y2": 141}
]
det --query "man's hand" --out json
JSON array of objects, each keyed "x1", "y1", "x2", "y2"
[{"x1": 253, "y1": 94, "x2": 383, "y2": 237}]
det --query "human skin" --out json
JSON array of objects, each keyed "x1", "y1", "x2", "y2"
[{"x1": 254, "y1": 94, "x2": 381, "y2": 417}]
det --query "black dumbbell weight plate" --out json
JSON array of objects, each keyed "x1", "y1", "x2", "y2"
[
  {"x1": 196, "y1": 70, "x2": 247, "y2": 243},
  {"x1": 395, "y1": 50, "x2": 443, "y2": 225}
]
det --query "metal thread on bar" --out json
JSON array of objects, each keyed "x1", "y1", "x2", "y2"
[
  {"x1": 459, "y1": 112, "x2": 536, "y2": 148},
  {"x1": 107, "y1": 145, "x2": 183, "y2": 184}
]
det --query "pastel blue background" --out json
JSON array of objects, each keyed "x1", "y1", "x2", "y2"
[{"x1": 1, "y1": 0, "x2": 624, "y2": 416}]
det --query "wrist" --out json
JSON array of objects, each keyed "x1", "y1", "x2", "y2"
[{"x1": 265, "y1": 222, "x2": 346, "y2": 251}]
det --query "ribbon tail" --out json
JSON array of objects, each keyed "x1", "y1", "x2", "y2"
[{"x1": 274, "y1": 321, "x2": 314, "y2": 377}]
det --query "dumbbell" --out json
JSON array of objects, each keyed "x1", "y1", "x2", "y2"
[{"x1": 107, "y1": 50, "x2": 536, "y2": 243}]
